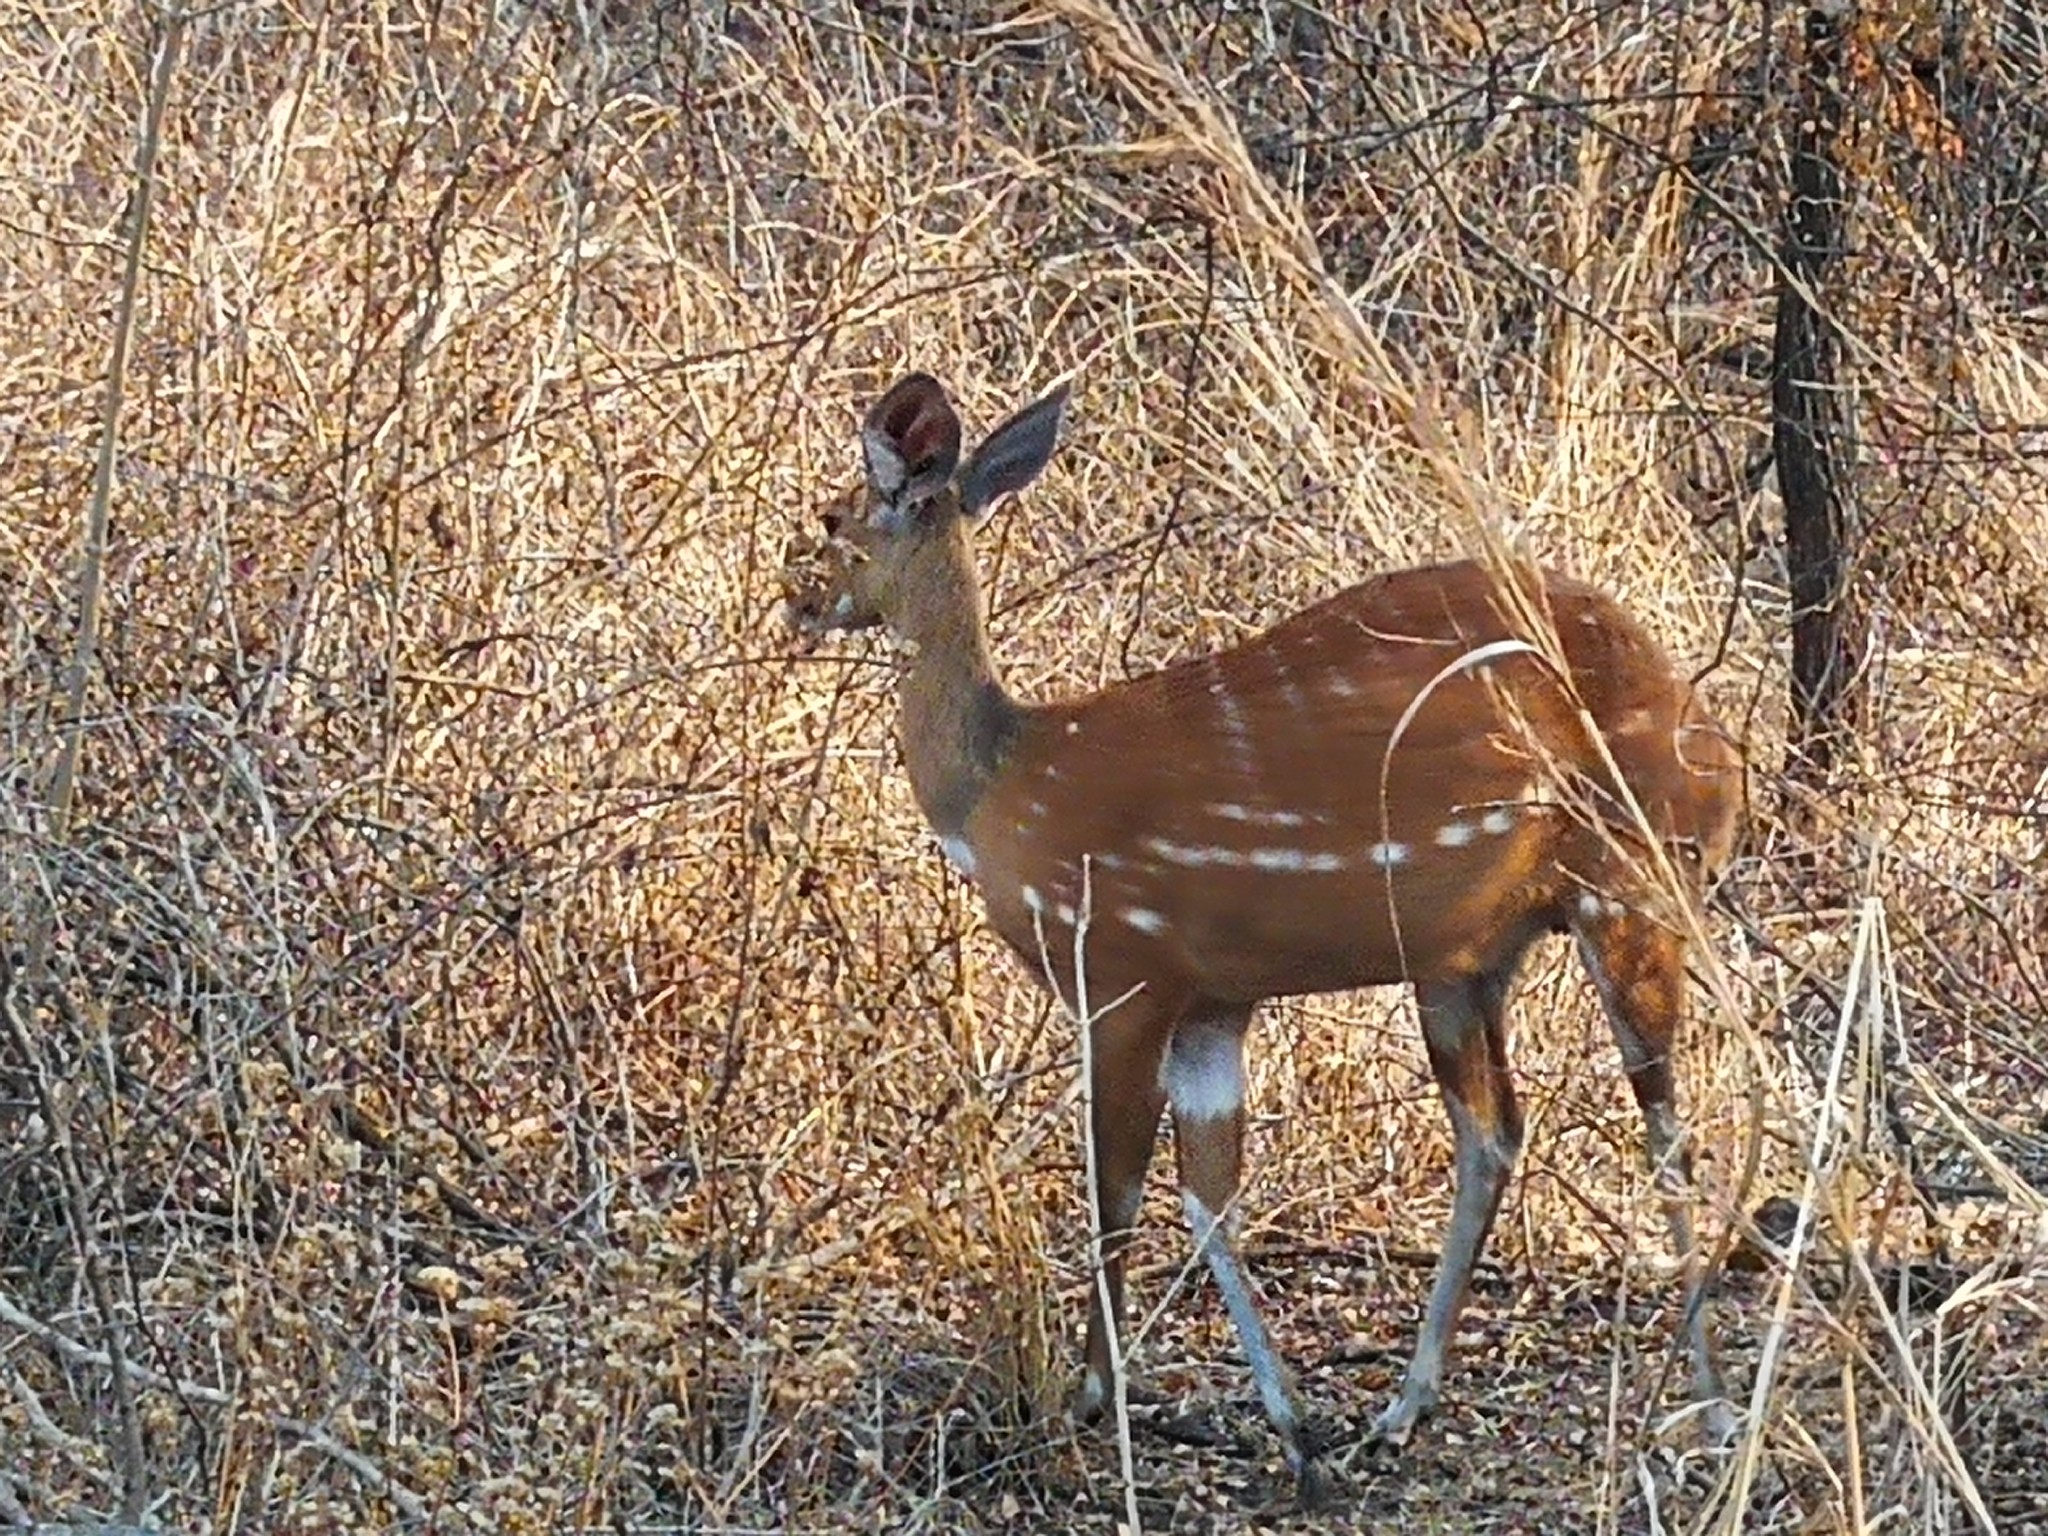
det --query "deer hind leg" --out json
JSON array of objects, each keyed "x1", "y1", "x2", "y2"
[
  {"x1": 1372, "y1": 955, "x2": 1528, "y2": 1445},
  {"x1": 1165, "y1": 1005, "x2": 1321, "y2": 1503},
  {"x1": 1073, "y1": 998, "x2": 1171, "y2": 1426},
  {"x1": 1574, "y1": 906, "x2": 1732, "y2": 1441}
]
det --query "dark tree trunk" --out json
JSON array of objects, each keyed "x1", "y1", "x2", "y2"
[{"x1": 1774, "y1": 2, "x2": 1864, "y2": 792}]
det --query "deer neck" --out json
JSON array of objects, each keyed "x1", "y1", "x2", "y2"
[{"x1": 891, "y1": 526, "x2": 1022, "y2": 836}]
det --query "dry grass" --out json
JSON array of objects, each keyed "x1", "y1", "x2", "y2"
[{"x1": 1, "y1": 2, "x2": 2043, "y2": 1532}]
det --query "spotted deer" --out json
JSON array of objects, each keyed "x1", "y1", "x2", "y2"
[{"x1": 781, "y1": 372, "x2": 1744, "y2": 1503}]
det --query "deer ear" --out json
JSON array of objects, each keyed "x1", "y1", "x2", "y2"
[
  {"x1": 959, "y1": 379, "x2": 1070, "y2": 522},
  {"x1": 862, "y1": 373, "x2": 963, "y2": 517}
]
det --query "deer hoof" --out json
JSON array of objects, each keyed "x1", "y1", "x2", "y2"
[
  {"x1": 1366, "y1": 1384, "x2": 1436, "y2": 1447},
  {"x1": 1293, "y1": 1453, "x2": 1333, "y2": 1511}
]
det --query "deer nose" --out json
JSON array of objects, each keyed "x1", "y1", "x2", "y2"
[{"x1": 821, "y1": 509, "x2": 843, "y2": 537}]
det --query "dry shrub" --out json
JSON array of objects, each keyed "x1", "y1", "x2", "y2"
[{"x1": 0, "y1": 2, "x2": 2042, "y2": 1533}]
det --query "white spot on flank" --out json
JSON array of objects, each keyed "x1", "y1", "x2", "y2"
[
  {"x1": 1066, "y1": 720, "x2": 1081, "y2": 736},
  {"x1": 1162, "y1": 1028, "x2": 1245, "y2": 1123},
  {"x1": 1248, "y1": 846, "x2": 1345, "y2": 873},
  {"x1": 1480, "y1": 808, "x2": 1516, "y2": 836},
  {"x1": 1434, "y1": 821, "x2": 1475, "y2": 848},
  {"x1": 1209, "y1": 802, "x2": 1310, "y2": 828},
  {"x1": 1027, "y1": 800, "x2": 1048, "y2": 817},
  {"x1": 1141, "y1": 836, "x2": 1233, "y2": 868},
  {"x1": 1217, "y1": 685, "x2": 1247, "y2": 738},
  {"x1": 1368, "y1": 841, "x2": 1410, "y2": 868},
  {"x1": 1096, "y1": 852, "x2": 1127, "y2": 871},
  {"x1": 1207, "y1": 660, "x2": 1259, "y2": 776},
  {"x1": 938, "y1": 834, "x2": 977, "y2": 878},
  {"x1": 1021, "y1": 885, "x2": 1083, "y2": 927},
  {"x1": 1141, "y1": 836, "x2": 1344, "y2": 873},
  {"x1": 1578, "y1": 891, "x2": 1606, "y2": 920},
  {"x1": 1329, "y1": 675, "x2": 1360, "y2": 699},
  {"x1": 1123, "y1": 907, "x2": 1168, "y2": 935}
]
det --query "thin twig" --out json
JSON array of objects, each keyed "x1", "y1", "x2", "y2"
[
  {"x1": 1061, "y1": 860, "x2": 1144, "y2": 1536},
  {"x1": 20, "y1": 8, "x2": 191, "y2": 1518}
]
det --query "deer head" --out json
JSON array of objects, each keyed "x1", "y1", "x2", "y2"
[{"x1": 783, "y1": 372, "x2": 1069, "y2": 638}]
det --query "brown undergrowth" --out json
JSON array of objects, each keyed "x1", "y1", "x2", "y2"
[{"x1": 0, "y1": 3, "x2": 2042, "y2": 1532}]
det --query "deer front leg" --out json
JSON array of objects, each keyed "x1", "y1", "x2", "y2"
[
  {"x1": 1073, "y1": 1004, "x2": 1170, "y2": 1424},
  {"x1": 1167, "y1": 1006, "x2": 1323, "y2": 1507}
]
